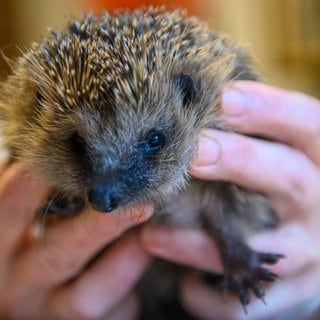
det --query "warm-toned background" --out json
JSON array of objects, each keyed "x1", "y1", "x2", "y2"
[{"x1": 0, "y1": 0, "x2": 319, "y2": 97}]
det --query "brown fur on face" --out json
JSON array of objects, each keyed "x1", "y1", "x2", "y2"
[{"x1": 0, "y1": 8, "x2": 282, "y2": 315}]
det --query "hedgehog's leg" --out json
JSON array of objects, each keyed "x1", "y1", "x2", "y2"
[{"x1": 200, "y1": 191, "x2": 283, "y2": 311}]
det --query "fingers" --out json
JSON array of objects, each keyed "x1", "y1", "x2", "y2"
[
  {"x1": 141, "y1": 224, "x2": 319, "y2": 319},
  {"x1": 181, "y1": 274, "x2": 235, "y2": 320},
  {"x1": 140, "y1": 225, "x2": 223, "y2": 272},
  {"x1": 181, "y1": 82, "x2": 320, "y2": 319},
  {"x1": 190, "y1": 81, "x2": 320, "y2": 217},
  {"x1": 0, "y1": 163, "x2": 153, "y2": 318},
  {"x1": 141, "y1": 222, "x2": 318, "y2": 280},
  {"x1": 7, "y1": 204, "x2": 153, "y2": 304},
  {"x1": 174, "y1": 221, "x2": 320, "y2": 320},
  {"x1": 248, "y1": 222, "x2": 319, "y2": 277},
  {"x1": 47, "y1": 232, "x2": 150, "y2": 320},
  {"x1": 191, "y1": 129, "x2": 320, "y2": 219},
  {"x1": 142, "y1": 223, "x2": 320, "y2": 319},
  {"x1": 221, "y1": 81, "x2": 320, "y2": 165},
  {"x1": 0, "y1": 162, "x2": 50, "y2": 259},
  {"x1": 181, "y1": 270, "x2": 320, "y2": 320}
]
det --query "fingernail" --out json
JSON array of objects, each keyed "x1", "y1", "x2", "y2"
[
  {"x1": 130, "y1": 204, "x2": 154, "y2": 222},
  {"x1": 194, "y1": 133, "x2": 221, "y2": 167},
  {"x1": 222, "y1": 87, "x2": 247, "y2": 116}
]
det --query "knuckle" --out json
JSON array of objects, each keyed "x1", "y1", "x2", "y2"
[
  {"x1": 284, "y1": 152, "x2": 310, "y2": 201},
  {"x1": 229, "y1": 138, "x2": 256, "y2": 180}
]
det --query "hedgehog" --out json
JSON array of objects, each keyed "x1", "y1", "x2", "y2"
[{"x1": 0, "y1": 7, "x2": 282, "y2": 316}]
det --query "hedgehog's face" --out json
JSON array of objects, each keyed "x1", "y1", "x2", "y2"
[
  {"x1": 86, "y1": 126, "x2": 170, "y2": 212},
  {"x1": 70, "y1": 73, "x2": 203, "y2": 212},
  {"x1": 29, "y1": 70, "x2": 213, "y2": 213}
]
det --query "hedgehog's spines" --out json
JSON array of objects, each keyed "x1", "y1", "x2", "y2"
[{"x1": 0, "y1": 7, "x2": 257, "y2": 199}]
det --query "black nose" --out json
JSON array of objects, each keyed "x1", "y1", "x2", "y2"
[{"x1": 88, "y1": 184, "x2": 120, "y2": 213}]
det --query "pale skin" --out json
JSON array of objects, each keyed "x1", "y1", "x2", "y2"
[{"x1": 0, "y1": 81, "x2": 319, "y2": 319}]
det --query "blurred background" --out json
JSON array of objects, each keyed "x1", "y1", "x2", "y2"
[{"x1": 0, "y1": 0, "x2": 319, "y2": 97}]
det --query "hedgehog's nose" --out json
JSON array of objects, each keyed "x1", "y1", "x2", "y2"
[{"x1": 88, "y1": 184, "x2": 120, "y2": 213}]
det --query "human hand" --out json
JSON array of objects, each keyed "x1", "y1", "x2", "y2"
[
  {"x1": 141, "y1": 82, "x2": 320, "y2": 319},
  {"x1": 0, "y1": 161, "x2": 153, "y2": 320}
]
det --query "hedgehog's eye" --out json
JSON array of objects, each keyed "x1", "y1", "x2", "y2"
[
  {"x1": 147, "y1": 132, "x2": 165, "y2": 150},
  {"x1": 140, "y1": 129, "x2": 166, "y2": 155},
  {"x1": 174, "y1": 73, "x2": 198, "y2": 107}
]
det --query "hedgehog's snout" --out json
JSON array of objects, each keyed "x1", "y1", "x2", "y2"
[
  {"x1": 88, "y1": 183, "x2": 121, "y2": 213},
  {"x1": 87, "y1": 160, "x2": 150, "y2": 213}
]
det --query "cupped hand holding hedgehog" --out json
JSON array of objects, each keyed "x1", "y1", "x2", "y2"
[
  {"x1": 0, "y1": 7, "x2": 319, "y2": 320},
  {"x1": 141, "y1": 82, "x2": 320, "y2": 319}
]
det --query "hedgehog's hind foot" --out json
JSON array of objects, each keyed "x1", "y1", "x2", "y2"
[{"x1": 224, "y1": 250, "x2": 284, "y2": 312}]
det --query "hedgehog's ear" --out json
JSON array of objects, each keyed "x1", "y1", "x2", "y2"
[{"x1": 173, "y1": 74, "x2": 198, "y2": 107}]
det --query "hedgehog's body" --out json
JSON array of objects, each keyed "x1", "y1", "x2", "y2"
[{"x1": 0, "y1": 8, "x2": 281, "y2": 317}]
